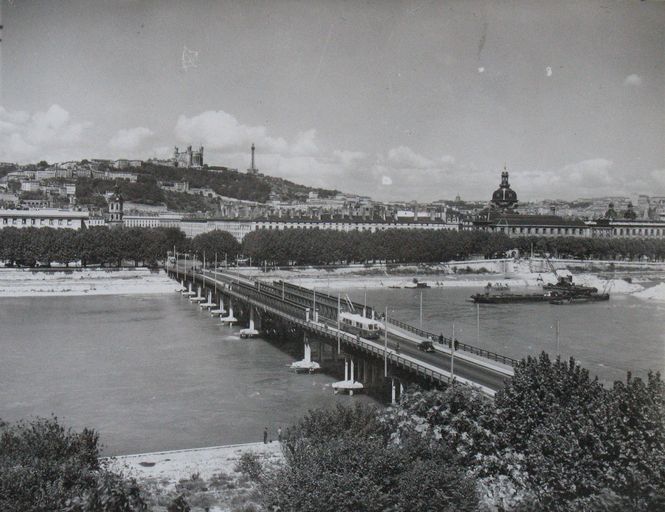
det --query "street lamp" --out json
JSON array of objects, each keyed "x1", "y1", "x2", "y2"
[
  {"x1": 476, "y1": 303, "x2": 480, "y2": 345},
  {"x1": 450, "y1": 321, "x2": 456, "y2": 385},
  {"x1": 384, "y1": 306, "x2": 388, "y2": 377}
]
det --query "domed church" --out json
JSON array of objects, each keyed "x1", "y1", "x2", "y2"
[
  {"x1": 473, "y1": 168, "x2": 588, "y2": 238},
  {"x1": 491, "y1": 169, "x2": 518, "y2": 210}
]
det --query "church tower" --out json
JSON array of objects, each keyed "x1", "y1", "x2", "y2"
[{"x1": 107, "y1": 184, "x2": 124, "y2": 228}]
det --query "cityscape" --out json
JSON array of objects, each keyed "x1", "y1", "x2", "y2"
[
  {"x1": 1, "y1": 1, "x2": 664, "y2": 511},
  {"x1": 2, "y1": 150, "x2": 665, "y2": 243}
]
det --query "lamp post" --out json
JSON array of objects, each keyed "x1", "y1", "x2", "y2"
[
  {"x1": 419, "y1": 291, "x2": 423, "y2": 330},
  {"x1": 337, "y1": 292, "x2": 341, "y2": 353},
  {"x1": 384, "y1": 306, "x2": 388, "y2": 377},
  {"x1": 476, "y1": 303, "x2": 480, "y2": 345},
  {"x1": 450, "y1": 321, "x2": 456, "y2": 385}
]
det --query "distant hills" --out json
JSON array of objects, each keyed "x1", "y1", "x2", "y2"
[{"x1": 1, "y1": 161, "x2": 341, "y2": 212}]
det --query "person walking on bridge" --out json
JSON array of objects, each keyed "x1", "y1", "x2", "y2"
[{"x1": 263, "y1": 427, "x2": 268, "y2": 444}]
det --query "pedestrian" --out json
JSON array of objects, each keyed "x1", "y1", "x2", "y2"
[
  {"x1": 277, "y1": 427, "x2": 282, "y2": 442},
  {"x1": 263, "y1": 427, "x2": 268, "y2": 444}
]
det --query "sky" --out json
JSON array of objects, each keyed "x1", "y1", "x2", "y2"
[{"x1": 0, "y1": 0, "x2": 663, "y2": 202}]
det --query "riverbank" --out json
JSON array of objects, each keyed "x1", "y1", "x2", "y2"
[
  {"x1": 106, "y1": 442, "x2": 283, "y2": 511},
  {"x1": 1, "y1": 261, "x2": 663, "y2": 300},
  {"x1": 245, "y1": 263, "x2": 661, "y2": 299},
  {"x1": 0, "y1": 267, "x2": 175, "y2": 297}
]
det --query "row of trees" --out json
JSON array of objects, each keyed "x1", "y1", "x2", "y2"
[
  {"x1": 3, "y1": 225, "x2": 665, "y2": 268},
  {"x1": 0, "y1": 227, "x2": 241, "y2": 268},
  {"x1": 259, "y1": 355, "x2": 665, "y2": 511},
  {"x1": 509, "y1": 235, "x2": 665, "y2": 261},
  {"x1": 0, "y1": 227, "x2": 187, "y2": 267},
  {"x1": 241, "y1": 228, "x2": 665, "y2": 265},
  {"x1": 241, "y1": 229, "x2": 514, "y2": 265}
]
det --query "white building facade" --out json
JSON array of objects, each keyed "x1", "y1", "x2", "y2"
[{"x1": 0, "y1": 209, "x2": 89, "y2": 230}]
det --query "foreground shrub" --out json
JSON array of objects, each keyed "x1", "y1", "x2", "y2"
[
  {"x1": 234, "y1": 452, "x2": 263, "y2": 482},
  {"x1": 261, "y1": 354, "x2": 665, "y2": 511},
  {"x1": 261, "y1": 403, "x2": 478, "y2": 512},
  {"x1": 0, "y1": 416, "x2": 146, "y2": 512}
]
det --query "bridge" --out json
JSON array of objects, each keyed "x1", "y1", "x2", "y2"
[{"x1": 166, "y1": 263, "x2": 514, "y2": 397}]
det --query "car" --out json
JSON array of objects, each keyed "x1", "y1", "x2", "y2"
[{"x1": 417, "y1": 340, "x2": 435, "y2": 353}]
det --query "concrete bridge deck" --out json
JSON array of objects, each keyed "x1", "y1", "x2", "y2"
[{"x1": 169, "y1": 266, "x2": 513, "y2": 396}]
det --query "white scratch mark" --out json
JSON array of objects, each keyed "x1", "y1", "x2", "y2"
[
  {"x1": 546, "y1": 66, "x2": 553, "y2": 77},
  {"x1": 181, "y1": 46, "x2": 199, "y2": 71},
  {"x1": 478, "y1": 67, "x2": 485, "y2": 73},
  {"x1": 313, "y1": 23, "x2": 334, "y2": 84}
]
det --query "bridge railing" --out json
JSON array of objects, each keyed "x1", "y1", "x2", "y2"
[
  {"x1": 386, "y1": 317, "x2": 518, "y2": 367},
  {"x1": 200, "y1": 272, "x2": 310, "y2": 320},
  {"x1": 183, "y1": 272, "x2": 498, "y2": 395},
  {"x1": 275, "y1": 281, "x2": 374, "y2": 318},
  {"x1": 196, "y1": 269, "x2": 517, "y2": 369},
  {"x1": 303, "y1": 320, "x2": 454, "y2": 386}
]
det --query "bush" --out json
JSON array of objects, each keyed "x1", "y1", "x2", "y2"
[
  {"x1": 260, "y1": 403, "x2": 478, "y2": 512},
  {"x1": 234, "y1": 452, "x2": 263, "y2": 482},
  {"x1": 0, "y1": 416, "x2": 146, "y2": 511},
  {"x1": 166, "y1": 494, "x2": 190, "y2": 512}
]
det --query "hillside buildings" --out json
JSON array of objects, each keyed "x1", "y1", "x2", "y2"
[{"x1": 2, "y1": 158, "x2": 665, "y2": 244}]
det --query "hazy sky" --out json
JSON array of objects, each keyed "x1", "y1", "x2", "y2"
[{"x1": 1, "y1": 0, "x2": 663, "y2": 201}]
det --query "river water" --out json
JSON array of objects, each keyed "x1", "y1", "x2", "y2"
[
  {"x1": 1, "y1": 285, "x2": 663, "y2": 455},
  {"x1": 0, "y1": 294, "x2": 372, "y2": 455},
  {"x1": 349, "y1": 285, "x2": 665, "y2": 386}
]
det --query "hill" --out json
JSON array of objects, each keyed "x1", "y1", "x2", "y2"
[{"x1": 74, "y1": 162, "x2": 340, "y2": 213}]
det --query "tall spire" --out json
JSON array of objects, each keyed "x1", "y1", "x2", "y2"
[{"x1": 251, "y1": 143, "x2": 255, "y2": 171}]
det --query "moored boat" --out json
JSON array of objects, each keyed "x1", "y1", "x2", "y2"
[{"x1": 470, "y1": 292, "x2": 557, "y2": 304}]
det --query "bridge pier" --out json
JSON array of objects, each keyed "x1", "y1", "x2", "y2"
[
  {"x1": 172, "y1": 271, "x2": 508, "y2": 399},
  {"x1": 389, "y1": 377, "x2": 406, "y2": 404},
  {"x1": 220, "y1": 300, "x2": 236, "y2": 325},
  {"x1": 210, "y1": 294, "x2": 226, "y2": 316}
]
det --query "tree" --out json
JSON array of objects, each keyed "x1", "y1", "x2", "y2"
[
  {"x1": 262, "y1": 402, "x2": 478, "y2": 512},
  {"x1": 191, "y1": 230, "x2": 240, "y2": 267},
  {"x1": 492, "y1": 353, "x2": 665, "y2": 510},
  {"x1": 0, "y1": 417, "x2": 146, "y2": 511},
  {"x1": 602, "y1": 372, "x2": 665, "y2": 509}
]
